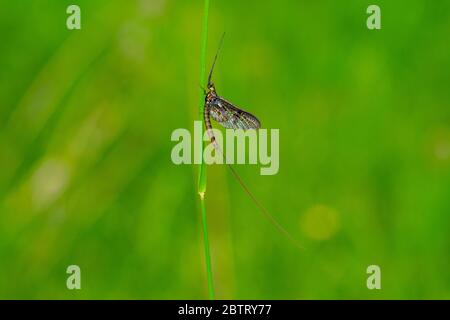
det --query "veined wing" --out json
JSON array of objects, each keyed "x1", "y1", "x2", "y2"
[{"x1": 208, "y1": 97, "x2": 261, "y2": 130}]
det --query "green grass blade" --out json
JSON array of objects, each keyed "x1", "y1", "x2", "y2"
[
  {"x1": 197, "y1": 0, "x2": 214, "y2": 300},
  {"x1": 200, "y1": 193, "x2": 214, "y2": 299}
]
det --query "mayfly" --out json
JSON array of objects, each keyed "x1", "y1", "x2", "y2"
[{"x1": 202, "y1": 35, "x2": 302, "y2": 249}]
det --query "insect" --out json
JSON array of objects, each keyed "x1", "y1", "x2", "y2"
[
  {"x1": 203, "y1": 35, "x2": 260, "y2": 143},
  {"x1": 201, "y1": 36, "x2": 303, "y2": 250}
]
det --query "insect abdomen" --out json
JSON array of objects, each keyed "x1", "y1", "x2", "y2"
[{"x1": 203, "y1": 104, "x2": 215, "y2": 143}]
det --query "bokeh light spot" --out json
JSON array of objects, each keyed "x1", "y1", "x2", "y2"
[
  {"x1": 32, "y1": 158, "x2": 70, "y2": 210},
  {"x1": 300, "y1": 204, "x2": 340, "y2": 241}
]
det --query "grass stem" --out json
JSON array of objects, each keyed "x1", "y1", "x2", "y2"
[{"x1": 197, "y1": 0, "x2": 214, "y2": 300}]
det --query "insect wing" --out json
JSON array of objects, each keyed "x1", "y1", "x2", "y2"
[{"x1": 209, "y1": 97, "x2": 260, "y2": 130}]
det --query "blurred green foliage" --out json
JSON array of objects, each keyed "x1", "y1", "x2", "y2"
[{"x1": 0, "y1": 0, "x2": 449, "y2": 299}]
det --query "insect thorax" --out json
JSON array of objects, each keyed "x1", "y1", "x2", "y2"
[{"x1": 205, "y1": 89, "x2": 217, "y2": 105}]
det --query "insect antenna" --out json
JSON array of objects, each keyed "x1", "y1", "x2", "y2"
[{"x1": 207, "y1": 33, "x2": 226, "y2": 87}]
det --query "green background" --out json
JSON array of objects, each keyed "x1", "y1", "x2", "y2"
[{"x1": 0, "y1": 0, "x2": 449, "y2": 299}]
